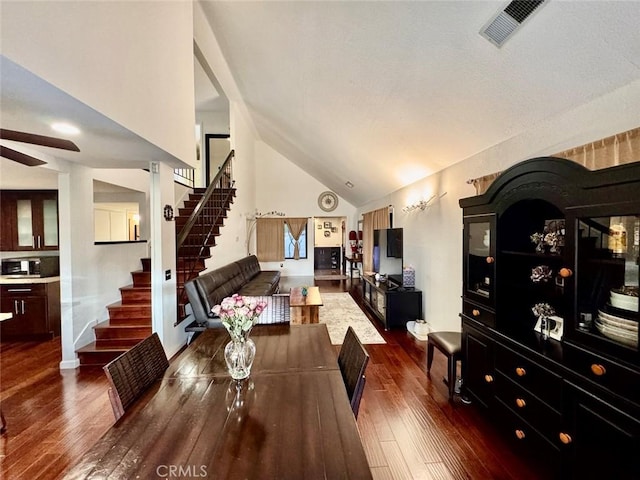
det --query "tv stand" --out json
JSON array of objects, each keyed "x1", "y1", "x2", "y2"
[{"x1": 361, "y1": 275, "x2": 422, "y2": 330}]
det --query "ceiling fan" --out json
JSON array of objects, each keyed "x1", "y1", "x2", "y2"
[{"x1": 0, "y1": 128, "x2": 80, "y2": 166}]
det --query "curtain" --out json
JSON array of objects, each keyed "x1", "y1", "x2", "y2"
[
  {"x1": 362, "y1": 206, "x2": 390, "y2": 274},
  {"x1": 256, "y1": 218, "x2": 285, "y2": 261},
  {"x1": 284, "y1": 218, "x2": 308, "y2": 260},
  {"x1": 467, "y1": 126, "x2": 640, "y2": 195}
]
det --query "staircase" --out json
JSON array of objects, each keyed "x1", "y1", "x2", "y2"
[
  {"x1": 76, "y1": 258, "x2": 152, "y2": 366},
  {"x1": 76, "y1": 151, "x2": 236, "y2": 367}
]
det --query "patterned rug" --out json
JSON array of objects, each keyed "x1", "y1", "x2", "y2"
[{"x1": 319, "y1": 292, "x2": 386, "y2": 345}]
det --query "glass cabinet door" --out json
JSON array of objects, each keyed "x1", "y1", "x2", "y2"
[
  {"x1": 464, "y1": 215, "x2": 496, "y2": 307},
  {"x1": 577, "y1": 215, "x2": 639, "y2": 353}
]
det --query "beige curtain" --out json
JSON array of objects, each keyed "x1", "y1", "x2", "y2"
[
  {"x1": 284, "y1": 218, "x2": 308, "y2": 260},
  {"x1": 256, "y1": 218, "x2": 285, "y2": 261},
  {"x1": 468, "y1": 126, "x2": 640, "y2": 195},
  {"x1": 362, "y1": 206, "x2": 390, "y2": 274}
]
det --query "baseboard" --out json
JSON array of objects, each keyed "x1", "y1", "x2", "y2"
[{"x1": 59, "y1": 358, "x2": 80, "y2": 370}]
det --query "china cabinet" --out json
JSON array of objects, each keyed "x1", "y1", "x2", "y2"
[{"x1": 460, "y1": 157, "x2": 640, "y2": 478}]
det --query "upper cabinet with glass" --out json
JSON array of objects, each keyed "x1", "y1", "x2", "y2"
[
  {"x1": 0, "y1": 190, "x2": 59, "y2": 251},
  {"x1": 575, "y1": 213, "x2": 639, "y2": 355},
  {"x1": 463, "y1": 215, "x2": 496, "y2": 308}
]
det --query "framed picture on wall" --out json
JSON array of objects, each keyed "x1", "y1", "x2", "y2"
[
  {"x1": 324, "y1": 230, "x2": 331, "y2": 237},
  {"x1": 331, "y1": 227, "x2": 337, "y2": 233},
  {"x1": 324, "y1": 222, "x2": 332, "y2": 229},
  {"x1": 317, "y1": 224, "x2": 322, "y2": 229}
]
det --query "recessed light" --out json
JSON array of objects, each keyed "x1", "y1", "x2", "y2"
[
  {"x1": 345, "y1": 181, "x2": 354, "y2": 188},
  {"x1": 51, "y1": 122, "x2": 80, "y2": 135}
]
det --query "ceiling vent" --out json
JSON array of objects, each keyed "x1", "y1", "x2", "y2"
[{"x1": 480, "y1": 0, "x2": 547, "y2": 47}]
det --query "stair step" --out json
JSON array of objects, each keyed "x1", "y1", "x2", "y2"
[
  {"x1": 174, "y1": 224, "x2": 221, "y2": 236},
  {"x1": 94, "y1": 320, "x2": 151, "y2": 340},
  {"x1": 177, "y1": 245, "x2": 211, "y2": 257},
  {"x1": 107, "y1": 301, "x2": 151, "y2": 320},
  {"x1": 119, "y1": 285, "x2": 152, "y2": 304},
  {"x1": 76, "y1": 342, "x2": 133, "y2": 367},
  {"x1": 175, "y1": 215, "x2": 227, "y2": 228},
  {"x1": 131, "y1": 270, "x2": 151, "y2": 287},
  {"x1": 141, "y1": 258, "x2": 151, "y2": 272}
]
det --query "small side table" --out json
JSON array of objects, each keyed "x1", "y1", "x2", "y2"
[{"x1": 290, "y1": 287, "x2": 323, "y2": 324}]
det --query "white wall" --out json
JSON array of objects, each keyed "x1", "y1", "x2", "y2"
[
  {"x1": 254, "y1": 142, "x2": 357, "y2": 276},
  {"x1": 1, "y1": 1, "x2": 196, "y2": 164},
  {"x1": 358, "y1": 79, "x2": 640, "y2": 333}
]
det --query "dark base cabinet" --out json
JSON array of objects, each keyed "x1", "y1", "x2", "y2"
[
  {"x1": 0, "y1": 281, "x2": 60, "y2": 339},
  {"x1": 460, "y1": 157, "x2": 640, "y2": 478},
  {"x1": 361, "y1": 275, "x2": 422, "y2": 330},
  {"x1": 314, "y1": 247, "x2": 341, "y2": 270}
]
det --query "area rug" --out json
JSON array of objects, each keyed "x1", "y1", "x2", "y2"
[
  {"x1": 319, "y1": 292, "x2": 386, "y2": 345},
  {"x1": 314, "y1": 274, "x2": 349, "y2": 281}
]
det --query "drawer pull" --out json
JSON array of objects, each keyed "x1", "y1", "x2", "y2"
[
  {"x1": 515, "y1": 398, "x2": 526, "y2": 408},
  {"x1": 515, "y1": 367, "x2": 527, "y2": 377},
  {"x1": 485, "y1": 256, "x2": 495, "y2": 264},
  {"x1": 472, "y1": 309, "x2": 481, "y2": 317},
  {"x1": 484, "y1": 374, "x2": 494, "y2": 383},
  {"x1": 559, "y1": 267, "x2": 573, "y2": 278},
  {"x1": 515, "y1": 429, "x2": 526, "y2": 440},
  {"x1": 590, "y1": 364, "x2": 606, "y2": 376},
  {"x1": 559, "y1": 432, "x2": 572, "y2": 445}
]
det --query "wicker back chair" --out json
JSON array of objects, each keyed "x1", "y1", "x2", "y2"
[
  {"x1": 338, "y1": 326, "x2": 370, "y2": 418},
  {"x1": 103, "y1": 332, "x2": 169, "y2": 420}
]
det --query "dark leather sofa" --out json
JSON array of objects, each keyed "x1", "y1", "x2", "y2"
[{"x1": 184, "y1": 255, "x2": 280, "y2": 325}]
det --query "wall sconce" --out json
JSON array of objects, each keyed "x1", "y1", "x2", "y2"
[{"x1": 403, "y1": 192, "x2": 447, "y2": 213}]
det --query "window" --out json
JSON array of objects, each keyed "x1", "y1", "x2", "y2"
[{"x1": 285, "y1": 223, "x2": 307, "y2": 259}]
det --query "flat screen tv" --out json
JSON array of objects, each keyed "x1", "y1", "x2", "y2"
[{"x1": 373, "y1": 228, "x2": 403, "y2": 286}]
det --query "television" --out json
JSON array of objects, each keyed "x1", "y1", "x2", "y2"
[{"x1": 373, "y1": 228, "x2": 404, "y2": 286}]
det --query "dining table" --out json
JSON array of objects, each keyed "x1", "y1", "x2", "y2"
[{"x1": 64, "y1": 324, "x2": 372, "y2": 479}]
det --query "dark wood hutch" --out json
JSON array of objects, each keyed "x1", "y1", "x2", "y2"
[{"x1": 459, "y1": 157, "x2": 639, "y2": 478}]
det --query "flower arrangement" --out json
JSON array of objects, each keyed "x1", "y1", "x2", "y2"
[
  {"x1": 530, "y1": 265, "x2": 553, "y2": 283},
  {"x1": 531, "y1": 302, "x2": 555, "y2": 318},
  {"x1": 212, "y1": 294, "x2": 267, "y2": 341}
]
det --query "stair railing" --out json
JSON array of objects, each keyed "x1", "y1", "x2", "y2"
[{"x1": 176, "y1": 150, "x2": 235, "y2": 309}]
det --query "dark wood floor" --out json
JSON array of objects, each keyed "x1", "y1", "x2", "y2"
[{"x1": 0, "y1": 277, "x2": 545, "y2": 480}]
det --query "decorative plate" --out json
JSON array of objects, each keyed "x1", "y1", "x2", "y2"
[{"x1": 318, "y1": 191, "x2": 339, "y2": 212}]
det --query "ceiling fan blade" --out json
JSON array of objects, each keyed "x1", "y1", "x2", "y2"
[
  {"x1": 0, "y1": 145, "x2": 47, "y2": 166},
  {"x1": 0, "y1": 128, "x2": 80, "y2": 152}
]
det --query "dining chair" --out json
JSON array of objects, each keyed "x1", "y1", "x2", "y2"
[
  {"x1": 338, "y1": 326, "x2": 370, "y2": 418},
  {"x1": 103, "y1": 332, "x2": 169, "y2": 420}
]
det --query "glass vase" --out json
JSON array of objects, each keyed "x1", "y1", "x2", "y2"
[{"x1": 224, "y1": 336, "x2": 256, "y2": 380}]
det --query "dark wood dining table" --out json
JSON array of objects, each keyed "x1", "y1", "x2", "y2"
[{"x1": 65, "y1": 324, "x2": 372, "y2": 479}]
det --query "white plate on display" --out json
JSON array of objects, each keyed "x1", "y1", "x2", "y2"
[
  {"x1": 595, "y1": 320, "x2": 638, "y2": 348},
  {"x1": 610, "y1": 290, "x2": 639, "y2": 312},
  {"x1": 597, "y1": 311, "x2": 638, "y2": 332}
]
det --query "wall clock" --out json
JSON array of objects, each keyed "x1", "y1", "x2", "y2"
[{"x1": 318, "y1": 191, "x2": 338, "y2": 212}]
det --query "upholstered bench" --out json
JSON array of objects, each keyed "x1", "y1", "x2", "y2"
[{"x1": 426, "y1": 331, "x2": 463, "y2": 401}]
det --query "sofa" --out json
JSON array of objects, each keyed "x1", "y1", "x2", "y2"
[{"x1": 184, "y1": 255, "x2": 280, "y2": 325}]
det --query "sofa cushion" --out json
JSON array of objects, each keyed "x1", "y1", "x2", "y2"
[{"x1": 235, "y1": 255, "x2": 262, "y2": 282}]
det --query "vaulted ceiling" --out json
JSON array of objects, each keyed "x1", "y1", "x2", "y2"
[{"x1": 1, "y1": 2, "x2": 639, "y2": 206}]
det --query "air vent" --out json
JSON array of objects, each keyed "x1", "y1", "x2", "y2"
[{"x1": 480, "y1": 0, "x2": 547, "y2": 47}]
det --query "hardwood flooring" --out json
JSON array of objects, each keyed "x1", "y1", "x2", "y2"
[{"x1": 0, "y1": 277, "x2": 544, "y2": 479}]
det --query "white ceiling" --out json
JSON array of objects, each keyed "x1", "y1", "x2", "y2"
[
  {"x1": 199, "y1": 0, "x2": 640, "y2": 205},
  {"x1": 1, "y1": 2, "x2": 639, "y2": 205}
]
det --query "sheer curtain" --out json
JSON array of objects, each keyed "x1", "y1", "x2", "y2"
[
  {"x1": 256, "y1": 218, "x2": 285, "y2": 261},
  {"x1": 362, "y1": 206, "x2": 390, "y2": 273},
  {"x1": 468, "y1": 126, "x2": 640, "y2": 195},
  {"x1": 284, "y1": 218, "x2": 308, "y2": 260}
]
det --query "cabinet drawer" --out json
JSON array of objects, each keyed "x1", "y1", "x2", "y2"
[
  {"x1": 1, "y1": 283, "x2": 46, "y2": 296},
  {"x1": 495, "y1": 399, "x2": 561, "y2": 477},
  {"x1": 495, "y1": 371, "x2": 561, "y2": 444},
  {"x1": 495, "y1": 344, "x2": 562, "y2": 409},
  {"x1": 462, "y1": 301, "x2": 495, "y2": 328},
  {"x1": 564, "y1": 343, "x2": 640, "y2": 406}
]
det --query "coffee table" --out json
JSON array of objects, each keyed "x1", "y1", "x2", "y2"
[{"x1": 289, "y1": 286, "x2": 323, "y2": 324}]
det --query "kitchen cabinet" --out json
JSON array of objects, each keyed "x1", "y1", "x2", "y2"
[
  {"x1": 459, "y1": 156, "x2": 640, "y2": 478},
  {"x1": 0, "y1": 281, "x2": 60, "y2": 339},
  {"x1": 0, "y1": 190, "x2": 59, "y2": 251}
]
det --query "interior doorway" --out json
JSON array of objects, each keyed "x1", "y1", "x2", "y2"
[{"x1": 313, "y1": 216, "x2": 347, "y2": 280}]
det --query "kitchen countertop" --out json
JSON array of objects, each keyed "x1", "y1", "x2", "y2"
[{"x1": 0, "y1": 276, "x2": 60, "y2": 285}]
